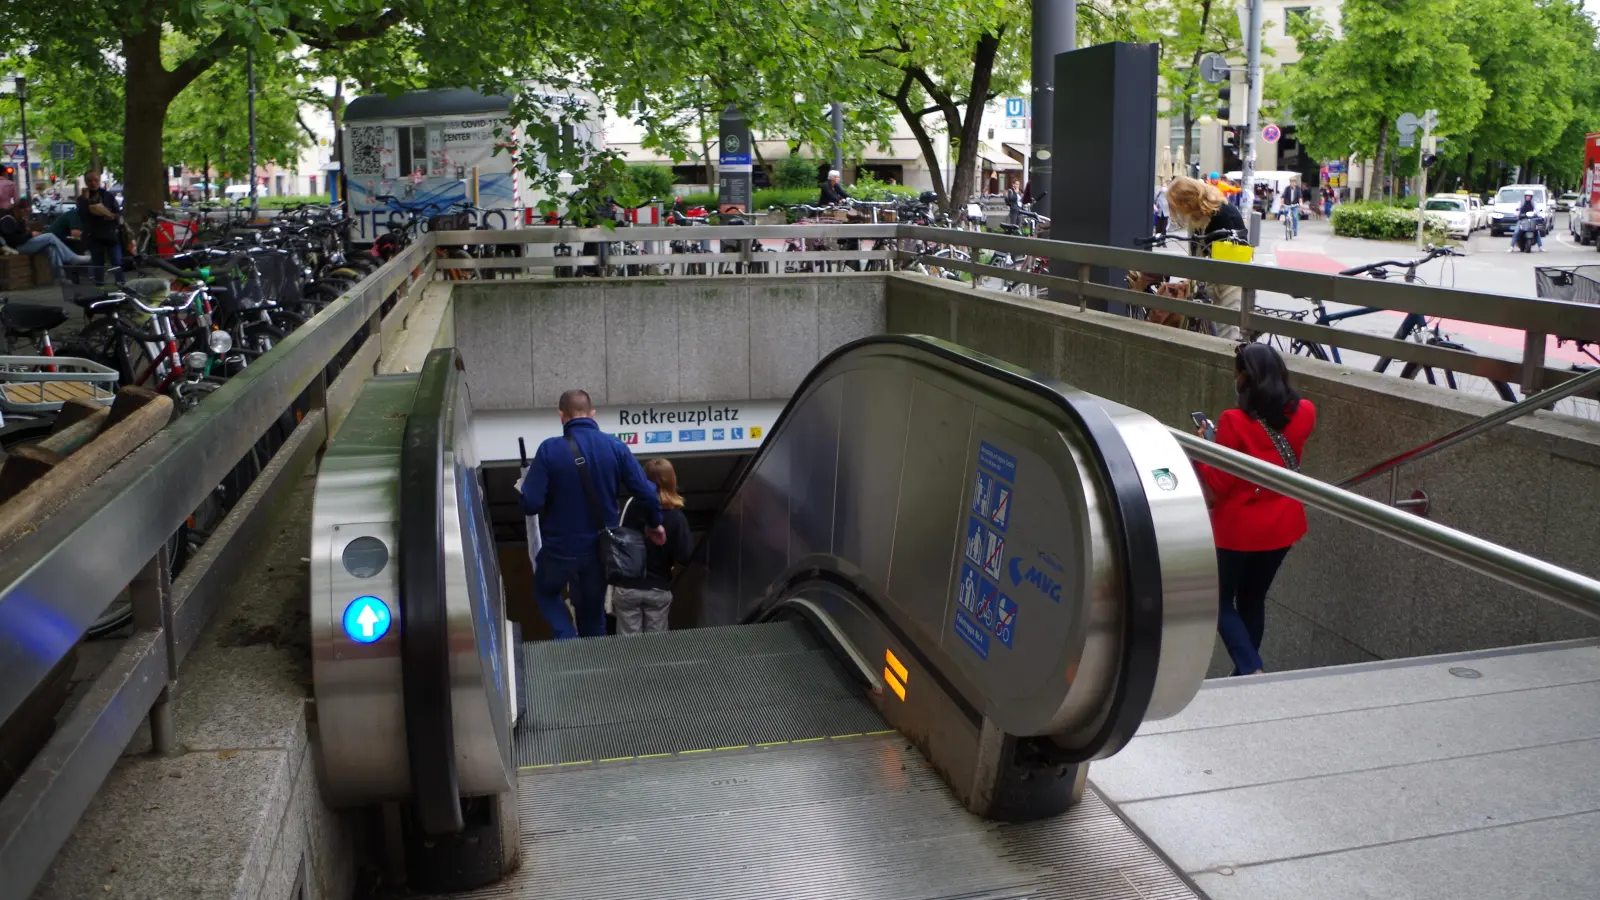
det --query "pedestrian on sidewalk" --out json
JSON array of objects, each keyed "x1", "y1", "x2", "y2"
[
  {"x1": 0, "y1": 197, "x2": 91, "y2": 280},
  {"x1": 1193, "y1": 344, "x2": 1316, "y2": 676},
  {"x1": 1165, "y1": 175, "x2": 1247, "y2": 342}
]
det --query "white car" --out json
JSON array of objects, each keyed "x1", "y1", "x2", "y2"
[
  {"x1": 1558, "y1": 192, "x2": 1580, "y2": 212},
  {"x1": 1489, "y1": 184, "x2": 1551, "y2": 236},
  {"x1": 1468, "y1": 195, "x2": 1488, "y2": 230},
  {"x1": 1423, "y1": 195, "x2": 1474, "y2": 238}
]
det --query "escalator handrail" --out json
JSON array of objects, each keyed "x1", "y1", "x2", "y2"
[
  {"x1": 694, "y1": 333, "x2": 1165, "y2": 761},
  {"x1": 398, "y1": 347, "x2": 465, "y2": 834}
]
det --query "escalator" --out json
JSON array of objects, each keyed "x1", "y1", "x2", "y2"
[{"x1": 312, "y1": 336, "x2": 1218, "y2": 898}]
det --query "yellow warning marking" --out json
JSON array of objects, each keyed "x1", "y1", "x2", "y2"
[
  {"x1": 884, "y1": 666, "x2": 907, "y2": 701},
  {"x1": 521, "y1": 731, "x2": 900, "y2": 771},
  {"x1": 885, "y1": 648, "x2": 909, "y2": 683}
]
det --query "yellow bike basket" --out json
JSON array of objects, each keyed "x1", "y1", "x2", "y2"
[{"x1": 1209, "y1": 240, "x2": 1254, "y2": 263}]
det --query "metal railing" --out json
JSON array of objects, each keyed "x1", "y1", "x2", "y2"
[
  {"x1": 3, "y1": 218, "x2": 1599, "y2": 894},
  {"x1": 1175, "y1": 429, "x2": 1600, "y2": 621},
  {"x1": 1337, "y1": 364, "x2": 1600, "y2": 497},
  {"x1": 430, "y1": 223, "x2": 1600, "y2": 403},
  {"x1": 0, "y1": 237, "x2": 435, "y2": 895}
]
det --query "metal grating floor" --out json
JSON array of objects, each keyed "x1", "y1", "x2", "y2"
[
  {"x1": 440, "y1": 734, "x2": 1201, "y2": 900},
  {"x1": 513, "y1": 621, "x2": 889, "y2": 767}
]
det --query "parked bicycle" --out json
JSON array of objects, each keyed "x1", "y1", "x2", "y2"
[{"x1": 1253, "y1": 246, "x2": 1517, "y2": 402}]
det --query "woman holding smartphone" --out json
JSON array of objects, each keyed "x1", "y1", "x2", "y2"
[{"x1": 1193, "y1": 344, "x2": 1316, "y2": 675}]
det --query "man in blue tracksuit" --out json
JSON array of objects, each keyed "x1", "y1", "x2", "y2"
[{"x1": 519, "y1": 390, "x2": 664, "y2": 639}]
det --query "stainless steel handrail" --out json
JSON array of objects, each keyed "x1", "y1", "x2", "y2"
[
  {"x1": 1338, "y1": 363, "x2": 1600, "y2": 489},
  {"x1": 1174, "y1": 429, "x2": 1600, "y2": 620}
]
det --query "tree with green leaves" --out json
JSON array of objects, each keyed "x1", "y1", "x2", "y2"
[
  {"x1": 1283, "y1": 0, "x2": 1487, "y2": 199},
  {"x1": 164, "y1": 43, "x2": 311, "y2": 194},
  {"x1": 0, "y1": 41, "x2": 125, "y2": 180},
  {"x1": 0, "y1": 0, "x2": 588, "y2": 223},
  {"x1": 1152, "y1": 0, "x2": 1243, "y2": 173},
  {"x1": 1447, "y1": 0, "x2": 1596, "y2": 190}
]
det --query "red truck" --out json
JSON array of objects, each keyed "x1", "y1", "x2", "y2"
[{"x1": 1573, "y1": 132, "x2": 1600, "y2": 245}]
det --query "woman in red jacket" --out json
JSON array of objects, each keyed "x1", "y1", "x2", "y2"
[{"x1": 1196, "y1": 344, "x2": 1316, "y2": 675}]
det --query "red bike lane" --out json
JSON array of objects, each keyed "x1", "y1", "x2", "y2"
[{"x1": 1272, "y1": 247, "x2": 1593, "y2": 367}]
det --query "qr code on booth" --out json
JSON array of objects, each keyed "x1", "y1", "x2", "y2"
[{"x1": 349, "y1": 126, "x2": 384, "y2": 177}]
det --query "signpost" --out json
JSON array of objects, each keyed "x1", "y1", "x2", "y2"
[
  {"x1": 717, "y1": 104, "x2": 752, "y2": 215},
  {"x1": 49, "y1": 141, "x2": 74, "y2": 161},
  {"x1": 1411, "y1": 109, "x2": 1438, "y2": 249},
  {"x1": 1261, "y1": 123, "x2": 1281, "y2": 144}
]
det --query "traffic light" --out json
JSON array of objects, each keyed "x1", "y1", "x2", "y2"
[
  {"x1": 1, "y1": 165, "x2": 14, "y2": 179},
  {"x1": 1222, "y1": 127, "x2": 1237, "y2": 151},
  {"x1": 1421, "y1": 153, "x2": 1438, "y2": 169},
  {"x1": 1217, "y1": 86, "x2": 1232, "y2": 124}
]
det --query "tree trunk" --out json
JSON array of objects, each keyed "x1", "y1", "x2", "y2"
[
  {"x1": 894, "y1": 101, "x2": 947, "y2": 205},
  {"x1": 1463, "y1": 151, "x2": 1475, "y2": 194},
  {"x1": 944, "y1": 31, "x2": 1003, "y2": 222},
  {"x1": 202, "y1": 153, "x2": 210, "y2": 200},
  {"x1": 1369, "y1": 117, "x2": 1390, "y2": 202},
  {"x1": 122, "y1": 27, "x2": 178, "y2": 226},
  {"x1": 120, "y1": 20, "x2": 225, "y2": 225}
]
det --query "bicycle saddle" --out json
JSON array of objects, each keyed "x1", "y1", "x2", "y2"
[{"x1": 1, "y1": 302, "x2": 69, "y2": 333}]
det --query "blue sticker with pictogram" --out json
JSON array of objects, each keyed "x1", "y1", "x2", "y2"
[
  {"x1": 978, "y1": 441, "x2": 1018, "y2": 482},
  {"x1": 976, "y1": 580, "x2": 999, "y2": 631},
  {"x1": 995, "y1": 593, "x2": 1018, "y2": 648},
  {"x1": 953, "y1": 609, "x2": 990, "y2": 659},
  {"x1": 958, "y1": 564, "x2": 981, "y2": 613},
  {"x1": 971, "y1": 470, "x2": 1013, "y2": 531}
]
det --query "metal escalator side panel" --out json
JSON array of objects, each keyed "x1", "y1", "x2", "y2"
[
  {"x1": 310, "y1": 375, "x2": 418, "y2": 806},
  {"x1": 439, "y1": 371, "x2": 515, "y2": 796},
  {"x1": 690, "y1": 335, "x2": 1216, "y2": 760},
  {"x1": 399, "y1": 348, "x2": 465, "y2": 835},
  {"x1": 1094, "y1": 402, "x2": 1218, "y2": 722}
]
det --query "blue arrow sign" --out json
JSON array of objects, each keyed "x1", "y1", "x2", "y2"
[{"x1": 342, "y1": 596, "x2": 392, "y2": 644}]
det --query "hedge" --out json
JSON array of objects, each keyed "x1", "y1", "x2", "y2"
[{"x1": 1331, "y1": 201, "x2": 1447, "y2": 241}]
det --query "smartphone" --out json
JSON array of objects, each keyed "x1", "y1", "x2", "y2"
[{"x1": 1191, "y1": 411, "x2": 1216, "y2": 442}]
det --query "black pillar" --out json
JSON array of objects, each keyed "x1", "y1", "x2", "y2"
[{"x1": 1050, "y1": 42, "x2": 1159, "y2": 306}]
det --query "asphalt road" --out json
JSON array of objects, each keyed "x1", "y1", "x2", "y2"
[{"x1": 1249, "y1": 212, "x2": 1599, "y2": 420}]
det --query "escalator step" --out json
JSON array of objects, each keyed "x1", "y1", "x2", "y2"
[
  {"x1": 437, "y1": 734, "x2": 1201, "y2": 900},
  {"x1": 515, "y1": 621, "x2": 887, "y2": 767}
]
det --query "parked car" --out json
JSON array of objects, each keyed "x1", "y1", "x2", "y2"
[
  {"x1": 1468, "y1": 195, "x2": 1488, "y2": 231},
  {"x1": 1423, "y1": 195, "x2": 1474, "y2": 239},
  {"x1": 1557, "y1": 192, "x2": 1580, "y2": 212},
  {"x1": 1489, "y1": 184, "x2": 1551, "y2": 236},
  {"x1": 1572, "y1": 193, "x2": 1592, "y2": 243}
]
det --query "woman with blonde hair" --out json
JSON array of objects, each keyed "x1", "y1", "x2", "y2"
[
  {"x1": 1165, "y1": 175, "x2": 1248, "y2": 341},
  {"x1": 614, "y1": 457, "x2": 694, "y2": 634}
]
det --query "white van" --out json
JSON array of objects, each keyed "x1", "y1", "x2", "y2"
[{"x1": 1488, "y1": 184, "x2": 1550, "y2": 236}]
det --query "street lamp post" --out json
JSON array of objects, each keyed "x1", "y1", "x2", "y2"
[{"x1": 6, "y1": 75, "x2": 28, "y2": 199}]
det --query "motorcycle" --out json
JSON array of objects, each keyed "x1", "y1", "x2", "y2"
[{"x1": 1514, "y1": 213, "x2": 1544, "y2": 253}]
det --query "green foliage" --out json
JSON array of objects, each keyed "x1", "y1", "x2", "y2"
[
  {"x1": 844, "y1": 173, "x2": 920, "y2": 202},
  {"x1": 1330, "y1": 201, "x2": 1446, "y2": 241},
  {"x1": 1284, "y1": 0, "x2": 1488, "y2": 198},
  {"x1": 625, "y1": 165, "x2": 675, "y2": 201},
  {"x1": 255, "y1": 194, "x2": 328, "y2": 208},
  {"x1": 165, "y1": 41, "x2": 311, "y2": 179},
  {"x1": 773, "y1": 155, "x2": 819, "y2": 190}
]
